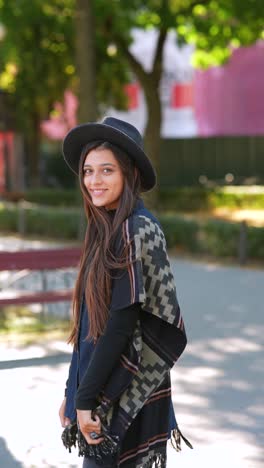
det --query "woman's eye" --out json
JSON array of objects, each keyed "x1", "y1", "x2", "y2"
[{"x1": 83, "y1": 168, "x2": 113, "y2": 176}]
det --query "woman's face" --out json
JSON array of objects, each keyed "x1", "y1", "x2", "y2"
[{"x1": 83, "y1": 147, "x2": 124, "y2": 210}]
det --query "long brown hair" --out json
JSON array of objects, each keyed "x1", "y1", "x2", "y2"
[{"x1": 68, "y1": 141, "x2": 141, "y2": 345}]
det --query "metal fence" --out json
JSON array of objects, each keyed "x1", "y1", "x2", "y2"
[{"x1": 160, "y1": 136, "x2": 264, "y2": 187}]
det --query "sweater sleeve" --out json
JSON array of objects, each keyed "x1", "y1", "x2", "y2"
[{"x1": 75, "y1": 303, "x2": 140, "y2": 410}]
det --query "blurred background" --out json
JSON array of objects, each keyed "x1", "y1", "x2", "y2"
[{"x1": 0, "y1": 1, "x2": 263, "y2": 467}]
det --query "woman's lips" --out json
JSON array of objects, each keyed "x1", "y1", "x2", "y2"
[{"x1": 90, "y1": 189, "x2": 107, "y2": 197}]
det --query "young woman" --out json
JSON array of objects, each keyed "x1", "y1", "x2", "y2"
[{"x1": 59, "y1": 117, "x2": 188, "y2": 467}]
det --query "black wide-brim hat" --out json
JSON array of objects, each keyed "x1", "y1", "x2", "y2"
[{"x1": 62, "y1": 116, "x2": 156, "y2": 191}]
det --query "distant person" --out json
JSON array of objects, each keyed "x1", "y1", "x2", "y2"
[{"x1": 59, "y1": 117, "x2": 189, "y2": 467}]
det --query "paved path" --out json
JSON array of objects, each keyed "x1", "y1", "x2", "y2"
[{"x1": 0, "y1": 256, "x2": 263, "y2": 467}]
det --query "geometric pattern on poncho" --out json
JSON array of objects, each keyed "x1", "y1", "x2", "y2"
[
  {"x1": 120, "y1": 341, "x2": 169, "y2": 419},
  {"x1": 133, "y1": 215, "x2": 181, "y2": 326}
]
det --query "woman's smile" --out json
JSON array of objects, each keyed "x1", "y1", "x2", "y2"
[{"x1": 90, "y1": 189, "x2": 107, "y2": 196}]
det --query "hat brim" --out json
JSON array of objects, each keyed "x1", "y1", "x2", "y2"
[{"x1": 62, "y1": 123, "x2": 156, "y2": 191}]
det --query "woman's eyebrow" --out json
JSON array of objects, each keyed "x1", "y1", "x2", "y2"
[{"x1": 83, "y1": 162, "x2": 116, "y2": 168}]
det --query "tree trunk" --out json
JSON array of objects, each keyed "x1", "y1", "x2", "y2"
[
  {"x1": 115, "y1": 29, "x2": 167, "y2": 209},
  {"x1": 142, "y1": 79, "x2": 162, "y2": 209},
  {"x1": 75, "y1": 0, "x2": 98, "y2": 123}
]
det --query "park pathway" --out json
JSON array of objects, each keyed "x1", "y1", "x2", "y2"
[{"x1": 0, "y1": 254, "x2": 263, "y2": 467}]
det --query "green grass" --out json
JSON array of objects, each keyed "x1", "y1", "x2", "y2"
[{"x1": 0, "y1": 306, "x2": 70, "y2": 343}]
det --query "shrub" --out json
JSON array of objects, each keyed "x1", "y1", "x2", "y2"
[
  {"x1": 247, "y1": 226, "x2": 264, "y2": 259},
  {"x1": 22, "y1": 189, "x2": 80, "y2": 207},
  {"x1": 160, "y1": 214, "x2": 199, "y2": 251},
  {"x1": 25, "y1": 206, "x2": 81, "y2": 239},
  {"x1": 3, "y1": 186, "x2": 264, "y2": 210},
  {"x1": 210, "y1": 188, "x2": 264, "y2": 209},
  {"x1": 160, "y1": 186, "x2": 264, "y2": 211},
  {"x1": 159, "y1": 187, "x2": 212, "y2": 212},
  {"x1": 0, "y1": 203, "x2": 18, "y2": 232},
  {"x1": 0, "y1": 202, "x2": 83, "y2": 240},
  {"x1": 0, "y1": 201, "x2": 263, "y2": 262},
  {"x1": 200, "y1": 219, "x2": 240, "y2": 257}
]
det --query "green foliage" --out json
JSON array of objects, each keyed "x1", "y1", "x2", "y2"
[
  {"x1": 0, "y1": 0, "x2": 75, "y2": 131},
  {"x1": 0, "y1": 307, "x2": 70, "y2": 337},
  {"x1": 2, "y1": 186, "x2": 263, "y2": 210},
  {"x1": 160, "y1": 213, "x2": 264, "y2": 260},
  {"x1": 160, "y1": 187, "x2": 213, "y2": 211},
  {"x1": 201, "y1": 219, "x2": 240, "y2": 256},
  {"x1": 1, "y1": 0, "x2": 263, "y2": 103},
  {"x1": 247, "y1": 226, "x2": 264, "y2": 258},
  {"x1": 0, "y1": 202, "x2": 81, "y2": 238},
  {"x1": 0, "y1": 0, "x2": 263, "y2": 187},
  {"x1": 0, "y1": 202, "x2": 18, "y2": 231},
  {"x1": 160, "y1": 187, "x2": 264, "y2": 211},
  {"x1": 25, "y1": 206, "x2": 80, "y2": 238},
  {"x1": 175, "y1": 0, "x2": 264, "y2": 67},
  {"x1": 200, "y1": 218, "x2": 264, "y2": 259},
  {"x1": 1, "y1": 198, "x2": 264, "y2": 260},
  {"x1": 159, "y1": 213, "x2": 199, "y2": 250},
  {"x1": 210, "y1": 188, "x2": 264, "y2": 209},
  {"x1": 21, "y1": 189, "x2": 80, "y2": 206}
]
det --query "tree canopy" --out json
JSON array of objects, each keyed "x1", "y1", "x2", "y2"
[
  {"x1": 0, "y1": 0, "x2": 74, "y2": 126},
  {"x1": 0, "y1": 0, "x2": 75, "y2": 184},
  {"x1": 175, "y1": 0, "x2": 264, "y2": 67},
  {"x1": 0, "y1": 0, "x2": 263, "y2": 187}
]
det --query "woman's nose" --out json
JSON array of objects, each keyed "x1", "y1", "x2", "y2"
[{"x1": 91, "y1": 171, "x2": 102, "y2": 184}]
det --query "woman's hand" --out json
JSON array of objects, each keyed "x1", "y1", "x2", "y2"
[
  {"x1": 77, "y1": 409, "x2": 104, "y2": 445},
  {"x1": 59, "y1": 397, "x2": 71, "y2": 428}
]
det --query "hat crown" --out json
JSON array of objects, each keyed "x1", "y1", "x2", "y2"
[{"x1": 102, "y1": 117, "x2": 143, "y2": 150}]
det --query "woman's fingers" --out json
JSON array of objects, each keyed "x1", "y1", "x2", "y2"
[
  {"x1": 92, "y1": 414, "x2": 101, "y2": 425},
  {"x1": 80, "y1": 420, "x2": 101, "y2": 435},
  {"x1": 77, "y1": 409, "x2": 101, "y2": 430},
  {"x1": 80, "y1": 419, "x2": 101, "y2": 431},
  {"x1": 62, "y1": 417, "x2": 71, "y2": 428},
  {"x1": 59, "y1": 398, "x2": 70, "y2": 427},
  {"x1": 76, "y1": 409, "x2": 103, "y2": 444}
]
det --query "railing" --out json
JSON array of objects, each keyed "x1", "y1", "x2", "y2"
[{"x1": 0, "y1": 247, "x2": 81, "y2": 306}]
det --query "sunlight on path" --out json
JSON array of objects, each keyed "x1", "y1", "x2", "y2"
[{"x1": 0, "y1": 256, "x2": 263, "y2": 467}]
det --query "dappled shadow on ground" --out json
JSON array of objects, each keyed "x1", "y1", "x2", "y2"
[
  {"x1": 171, "y1": 259, "x2": 264, "y2": 466},
  {"x1": 0, "y1": 258, "x2": 263, "y2": 467},
  {"x1": 0, "y1": 353, "x2": 70, "y2": 370},
  {"x1": 0, "y1": 437, "x2": 23, "y2": 467}
]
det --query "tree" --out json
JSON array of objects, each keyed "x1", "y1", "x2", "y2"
[
  {"x1": 0, "y1": 0, "x2": 131, "y2": 186},
  {"x1": 1, "y1": 0, "x2": 263, "y2": 188},
  {"x1": 73, "y1": 0, "x2": 131, "y2": 123},
  {"x1": 0, "y1": 0, "x2": 75, "y2": 186},
  {"x1": 91, "y1": 0, "x2": 264, "y2": 202}
]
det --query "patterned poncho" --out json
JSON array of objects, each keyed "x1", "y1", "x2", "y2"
[{"x1": 94, "y1": 199, "x2": 187, "y2": 467}]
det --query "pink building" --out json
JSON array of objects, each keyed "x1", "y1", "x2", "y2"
[{"x1": 195, "y1": 42, "x2": 264, "y2": 136}]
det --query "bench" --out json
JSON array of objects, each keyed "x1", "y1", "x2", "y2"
[{"x1": 0, "y1": 247, "x2": 81, "y2": 306}]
